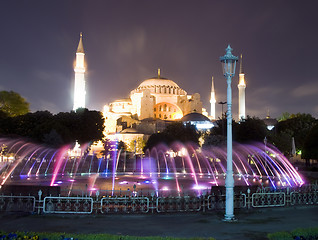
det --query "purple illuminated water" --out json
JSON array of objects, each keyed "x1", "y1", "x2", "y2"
[{"x1": 0, "y1": 137, "x2": 304, "y2": 196}]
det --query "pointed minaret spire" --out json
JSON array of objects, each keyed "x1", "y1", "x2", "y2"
[
  {"x1": 77, "y1": 32, "x2": 85, "y2": 53},
  {"x1": 210, "y1": 76, "x2": 216, "y2": 120},
  {"x1": 238, "y1": 53, "x2": 246, "y2": 121},
  {"x1": 239, "y1": 54, "x2": 244, "y2": 74},
  {"x1": 73, "y1": 33, "x2": 86, "y2": 110},
  {"x1": 266, "y1": 108, "x2": 270, "y2": 119}
]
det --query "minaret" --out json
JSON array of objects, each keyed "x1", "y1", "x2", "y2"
[
  {"x1": 73, "y1": 32, "x2": 86, "y2": 111},
  {"x1": 210, "y1": 76, "x2": 216, "y2": 119},
  {"x1": 238, "y1": 54, "x2": 246, "y2": 121}
]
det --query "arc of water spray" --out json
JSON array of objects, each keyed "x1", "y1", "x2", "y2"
[
  {"x1": 36, "y1": 150, "x2": 51, "y2": 176},
  {"x1": 50, "y1": 146, "x2": 69, "y2": 186},
  {"x1": 1, "y1": 142, "x2": 37, "y2": 186}
]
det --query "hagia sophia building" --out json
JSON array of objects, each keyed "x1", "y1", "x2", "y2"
[{"x1": 73, "y1": 34, "x2": 246, "y2": 152}]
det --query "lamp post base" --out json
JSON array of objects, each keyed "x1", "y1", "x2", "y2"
[{"x1": 223, "y1": 215, "x2": 237, "y2": 222}]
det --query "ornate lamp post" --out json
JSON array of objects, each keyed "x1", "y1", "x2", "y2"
[
  {"x1": 218, "y1": 101, "x2": 227, "y2": 137},
  {"x1": 220, "y1": 45, "x2": 238, "y2": 221}
]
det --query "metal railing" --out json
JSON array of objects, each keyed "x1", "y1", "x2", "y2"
[
  {"x1": 43, "y1": 196, "x2": 93, "y2": 214},
  {"x1": 100, "y1": 196, "x2": 149, "y2": 213},
  {"x1": 252, "y1": 192, "x2": 285, "y2": 207},
  {"x1": 0, "y1": 195, "x2": 35, "y2": 212},
  {"x1": 0, "y1": 184, "x2": 317, "y2": 214}
]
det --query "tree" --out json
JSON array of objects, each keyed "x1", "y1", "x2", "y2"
[
  {"x1": 42, "y1": 129, "x2": 64, "y2": 147},
  {"x1": 117, "y1": 141, "x2": 126, "y2": 151},
  {"x1": 0, "y1": 91, "x2": 30, "y2": 117},
  {"x1": 302, "y1": 123, "x2": 318, "y2": 162},
  {"x1": 55, "y1": 108, "x2": 104, "y2": 145},
  {"x1": 73, "y1": 108, "x2": 105, "y2": 144},
  {"x1": 127, "y1": 137, "x2": 145, "y2": 154},
  {"x1": 202, "y1": 134, "x2": 226, "y2": 148},
  {"x1": 278, "y1": 112, "x2": 291, "y2": 122},
  {"x1": 144, "y1": 122, "x2": 200, "y2": 150},
  {"x1": 0, "y1": 109, "x2": 104, "y2": 147},
  {"x1": 203, "y1": 116, "x2": 267, "y2": 148},
  {"x1": 270, "y1": 113, "x2": 317, "y2": 156},
  {"x1": 233, "y1": 116, "x2": 267, "y2": 143}
]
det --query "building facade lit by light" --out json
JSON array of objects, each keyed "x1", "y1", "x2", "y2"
[{"x1": 103, "y1": 69, "x2": 205, "y2": 135}]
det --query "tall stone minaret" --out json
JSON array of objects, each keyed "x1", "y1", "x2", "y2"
[
  {"x1": 238, "y1": 54, "x2": 246, "y2": 121},
  {"x1": 73, "y1": 32, "x2": 86, "y2": 111},
  {"x1": 210, "y1": 76, "x2": 216, "y2": 119}
]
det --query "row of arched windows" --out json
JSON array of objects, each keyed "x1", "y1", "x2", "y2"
[
  {"x1": 135, "y1": 85, "x2": 186, "y2": 95},
  {"x1": 154, "y1": 104, "x2": 177, "y2": 113},
  {"x1": 154, "y1": 114, "x2": 171, "y2": 120}
]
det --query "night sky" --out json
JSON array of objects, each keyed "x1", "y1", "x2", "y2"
[{"x1": 1, "y1": 1, "x2": 318, "y2": 119}]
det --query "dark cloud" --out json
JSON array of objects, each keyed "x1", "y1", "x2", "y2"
[{"x1": 1, "y1": 0, "x2": 318, "y2": 118}]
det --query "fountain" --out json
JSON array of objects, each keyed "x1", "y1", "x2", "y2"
[{"x1": 0, "y1": 137, "x2": 304, "y2": 196}]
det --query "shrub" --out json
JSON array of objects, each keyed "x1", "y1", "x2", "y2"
[
  {"x1": 291, "y1": 227, "x2": 318, "y2": 239},
  {"x1": 267, "y1": 231, "x2": 293, "y2": 240},
  {"x1": 268, "y1": 227, "x2": 318, "y2": 240}
]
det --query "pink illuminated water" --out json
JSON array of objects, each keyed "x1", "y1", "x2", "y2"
[{"x1": 0, "y1": 137, "x2": 304, "y2": 196}]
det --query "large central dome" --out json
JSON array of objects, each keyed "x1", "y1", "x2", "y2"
[
  {"x1": 138, "y1": 78, "x2": 180, "y2": 89},
  {"x1": 131, "y1": 69, "x2": 187, "y2": 95}
]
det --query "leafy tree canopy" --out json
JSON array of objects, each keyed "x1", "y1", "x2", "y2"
[
  {"x1": 270, "y1": 113, "x2": 317, "y2": 155},
  {"x1": 302, "y1": 123, "x2": 318, "y2": 160},
  {"x1": 233, "y1": 116, "x2": 268, "y2": 143},
  {"x1": 0, "y1": 91, "x2": 30, "y2": 117},
  {"x1": 203, "y1": 116, "x2": 267, "y2": 147},
  {"x1": 144, "y1": 122, "x2": 200, "y2": 151},
  {"x1": 0, "y1": 108, "x2": 104, "y2": 147}
]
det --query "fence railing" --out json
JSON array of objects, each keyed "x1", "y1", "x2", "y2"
[
  {"x1": 0, "y1": 184, "x2": 317, "y2": 214},
  {"x1": 0, "y1": 195, "x2": 35, "y2": 212},
  {"x1": 100, "y1": 196, "x2": 149, "y2": 213},
  {"x1": 43, "y1": 196, "x2": 94, "y2": 214}
]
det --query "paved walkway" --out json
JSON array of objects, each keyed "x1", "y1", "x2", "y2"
[{"x1": 0, "y1": 206, "x2": 317, "y2": 240}]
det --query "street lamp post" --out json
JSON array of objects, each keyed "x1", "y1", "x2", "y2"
[
  {"x1": 220, "y1": 45, "x2": 238, "y2": 221},
  {"x1": 218, "y1": 101, "x2": 227, "y2": 137}
]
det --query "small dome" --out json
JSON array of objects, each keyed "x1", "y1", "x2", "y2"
[{"x1": 181, "y1": 112, "x2": 211, "y2": 122}]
